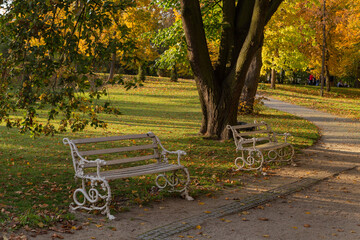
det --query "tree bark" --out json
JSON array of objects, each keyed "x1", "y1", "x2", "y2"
[
  {"x1": 180, "y1": 0, "x2": 282, "y2": 139},
  {"x1": 240, "y1": 47, "x2": 263, "y2": 114},
  {"x1": 270, "y1": 68, "x2": 276, "y2": 89},
  {"x1": 325, "y1": 64, "x2": 331, "y2": 92},
  {"x1": 107, "y1": 52, "x2": 116, "y2": 82}
]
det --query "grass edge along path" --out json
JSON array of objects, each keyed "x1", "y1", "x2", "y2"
[
  {"x1": 0, "y1": 77, "x2": 319, "y2": 233},
  {"x1": 258, "y1": 83, "x2": 360, "y2": 121}
]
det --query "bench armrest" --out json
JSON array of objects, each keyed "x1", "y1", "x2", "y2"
[
  {"x1": 161, "y1": 149, "x2": 186, "y2": 165},
  {"x1": 154, "y1": 136, "x2": 186, "y2": 165}
]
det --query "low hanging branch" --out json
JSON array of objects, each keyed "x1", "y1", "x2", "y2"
[{"x1": 0, "y1": 0, "x2": 134, "y2": 136}]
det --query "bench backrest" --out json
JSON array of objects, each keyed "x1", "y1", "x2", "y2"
[
  {"x1": 227, "y1": 121, "x2": 276, "y2": 149},
  {"x1": 63, "y1": 132, "x2": 160, "y2": 172}
]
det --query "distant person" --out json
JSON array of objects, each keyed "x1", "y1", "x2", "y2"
[
  {"x1": 308, "y1": 74, "x2": 314, "y2": 85},
  {"x1": 337, "y1": 81, "x2": 344, "y2": 87}
]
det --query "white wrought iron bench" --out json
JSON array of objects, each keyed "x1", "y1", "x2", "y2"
[
  {"x1": 227, "y1": 121, "x2": 295, "y2": 174},
  {"x1": 63, "y1": 132, "x2": 193, "y2": 220}
]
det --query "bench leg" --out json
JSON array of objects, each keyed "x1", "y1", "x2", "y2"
[
  {"x1": 267, "y1": 145, "x2": 295, "y2": 164},
  {"x1": 235, "y1": 149, "x2": 264, "y2": 173},
  {"x1": 155, "y1": 168, "x2": 193, "y2": 201},
  {"x1": 70, "y1": 178, "x2": 115, "y2": 220},
  {"x1": 181, "y1": 168, "x2": 194, "y2": 201}
]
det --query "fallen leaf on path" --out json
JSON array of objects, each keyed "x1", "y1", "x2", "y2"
[
  {"x1": 258, "y1": 218, "x2": 269, "y2": 221},
  {"x1": 221, "y1": 218, "x2": 232, "y2": 223},
  {"x1": 242, "y1": 218, "x2": 249, "y2": 221},
  {"x1": 304, "y1": 224, "x2": 311, "y2": 228},
  {"x1": 51, "y1": 233, "x2": 64, "y2": 239},
  {"x1": 204, "y1": 211, "x2": 211, "y2": 214},
  {"x1": 337, "y1": 229, "x2": 344, "y2": 232},
  {"x1": 198, "y1": 202, "x2": 205, "y2": 205},
  {"x1": 196, "y1": 225, "x2": 202, "y2": 230},
  {"x1": 263, "y1": 235, "x2": 270, "y2": 238}
]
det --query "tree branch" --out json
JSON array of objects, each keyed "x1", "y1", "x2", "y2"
[
  {"x1": 180, "y1": 0, "x2": 215, "y2": 87},
  {"x1": 265, "y1": 0, "x2": 284, "y2": 24},
  {"x1": 214, "y1": 0, "x2": 235, "y2": 82}
]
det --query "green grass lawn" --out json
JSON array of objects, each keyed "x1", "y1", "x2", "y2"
[
  {"x1": 258, "y1": 83, "x2": 360, "y2": 121},
  {"x1": 0, "y1": 76, "x2": 319, "y2": 231}
]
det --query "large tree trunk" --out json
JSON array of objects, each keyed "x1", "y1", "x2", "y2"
[
  {"x1": 180, "y1": 0, "x2": 282, "y2": 140},
  {"x1": 240, "y1": 47, "x2": 263, "y2": 114}
]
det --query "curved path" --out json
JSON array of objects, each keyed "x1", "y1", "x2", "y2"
[{"x1": 167, "y1": 97, "x2": 360, "y2": 240}]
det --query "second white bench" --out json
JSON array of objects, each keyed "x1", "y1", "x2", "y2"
[{"x1": 227, "y1": 121, "x2": 295, "y2": 173}]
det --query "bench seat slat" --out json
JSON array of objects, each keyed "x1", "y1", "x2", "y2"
[
  {"x1": 84, "y1": 154, "x2": 160, "y2": 168},
  {"x1": 243, "y1": 142, "x2": 291, "y2": 151},
  {"x1": 231, "y1": 123, "x2": 265, "y2": 130},
  {"x1": 241, "y1": 137, "x2": 271, "y2": 145},
  {"x1": 236, "y1": 129, "x2": 270, "y2": 137},
  {"x1": 79, "y1": 143, "x2": 158, "y2": 156},
  {"x1": 71, "y1": 133, "x2": 155, "y2": 144},
  {"x1": 85, "y1": 163, "x2": 183, "y2": 180}
]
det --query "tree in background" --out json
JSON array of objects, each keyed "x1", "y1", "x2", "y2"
[
  {"x1": 262, "y1": 0, "x2": 312, "y2": 87},
  {"x1": 120, "y1": 0, "x2": 163, "y2": 79},
  {"x1": 262, "y1": 0, "x2": 360, "y2": 88}
]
